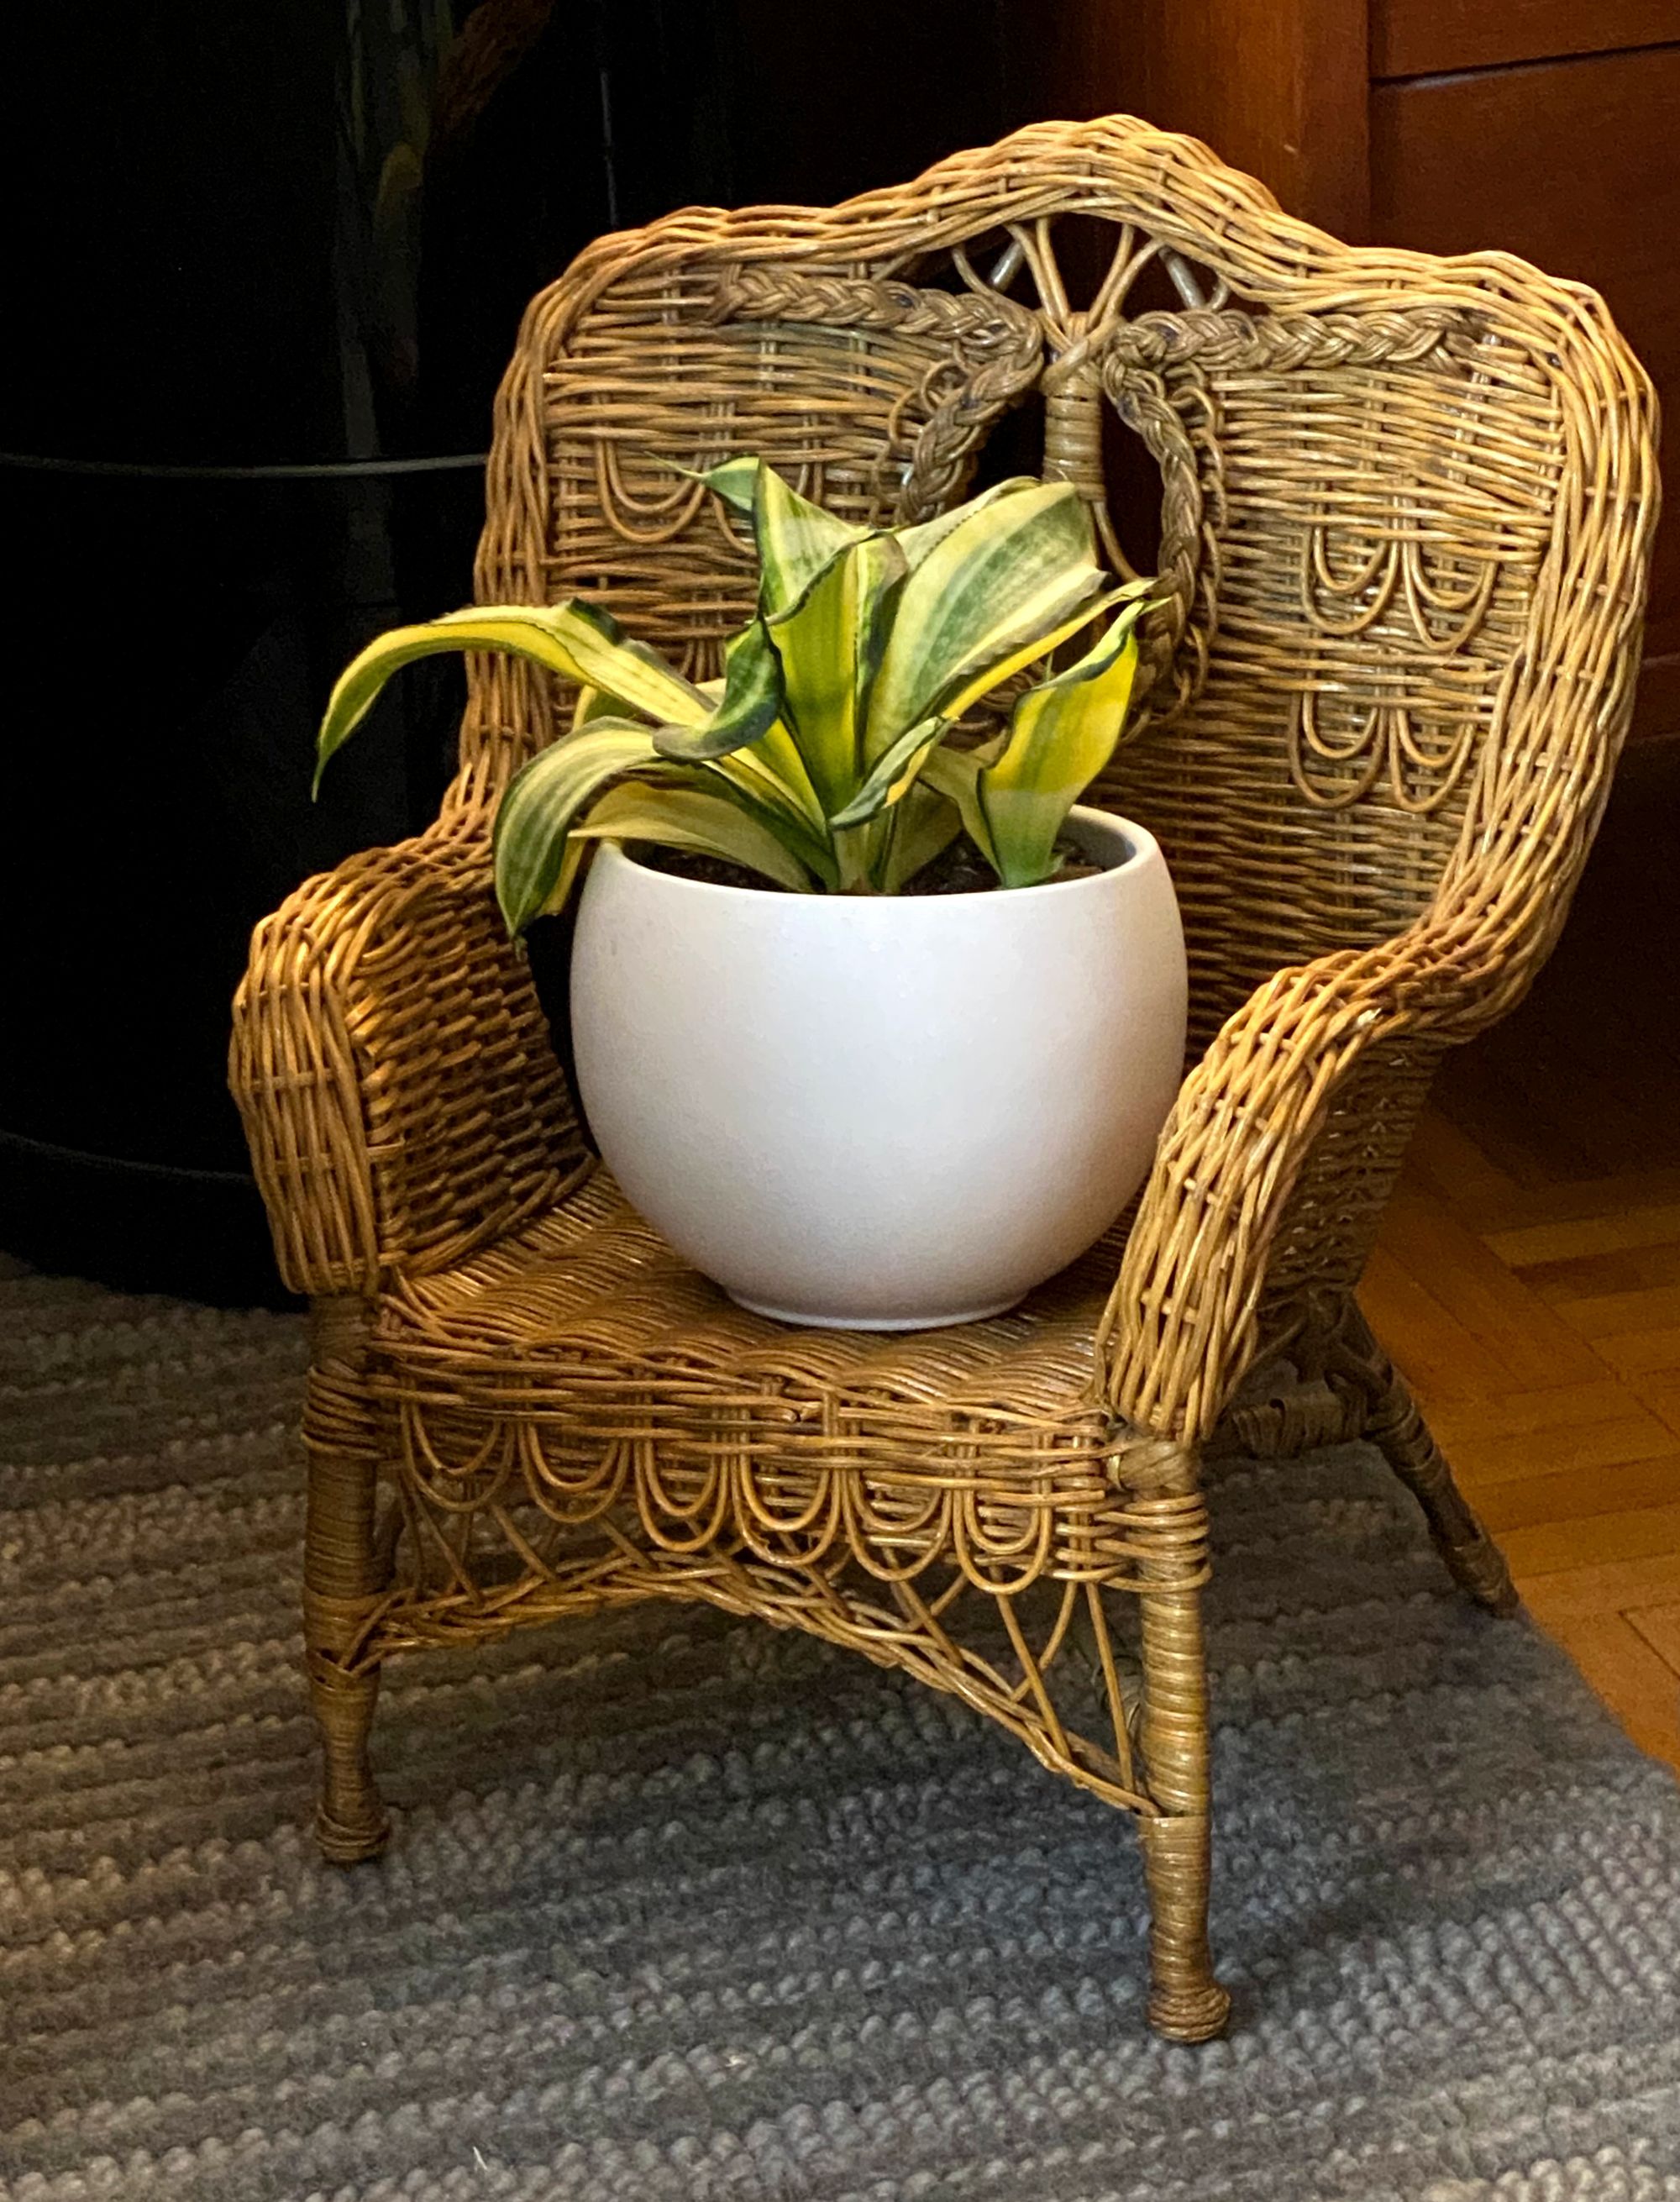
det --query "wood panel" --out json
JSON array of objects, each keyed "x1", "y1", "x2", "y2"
[
  {"x1": 1373, "y1": 0, "x2": 1680, "y2": 80},
  {"x1": 1022, "y1": 0, "x2": 1371, "y2": 239},
  {"x1": 1371, "y1": 45, "x2": 1680, "y2": 722}
]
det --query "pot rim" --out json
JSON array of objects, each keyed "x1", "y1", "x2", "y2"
[{"x1": 591, "y1": 801, "x2": 1160, "y2": 909}]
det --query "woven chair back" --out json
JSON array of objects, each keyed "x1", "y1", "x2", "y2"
[{"x1": 454, "y1": 117, "x2": 1651, "y2": 1050}]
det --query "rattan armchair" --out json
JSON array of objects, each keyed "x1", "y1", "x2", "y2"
[{"x1": 230, "y1": 117, "x2": 1658, "y2": 2042}]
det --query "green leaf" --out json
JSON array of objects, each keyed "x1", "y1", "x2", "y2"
[
  {"x1": 314, "y1": 600, "x2": 706, "y2": 791},
  {"x1": 693, "y1": 457, "x2": 872, "y2": 620},
  {"x1": 826, "y1": 713, "x2": 947, "y2": 829},
  {"x1": 918, "y1": 744, "x2": 1000, "y2": 875},
  {"x1": 679, "y1": 454, "x2": 760, "y2": 514},
  {"x1": 491, "y1": 717, "x2": 664, "y2": 933},
  {"x1": 697, "y1": 755, "x2": 841, "y2": 888},
  {"x1": 891, "y1": 476, "x2": 1042, "y2": 570},
  {"x1": 879, "y1": 780, "x2": 962, "y2": 892},
  {"x1": 650, "y1": 618, "x2": 784, "y2": 761},
  {"x1": 737, "y1": 720, "x2": 827, "y2": 830},
  {"x1": 978, "y1": 600, "x2": 1147, "y2": 887},
  {"x1": 863, "y1": 482, "x2": 1109, "y2": 756},
  {"x1": 932, "y1": 584, "x2": 1133, "y2": 727},
  {"x1": 566, "y1": 781, "x2": 816, "y2": 892},
  {"x1": 774, "y1": 531, "x2": 909, "y2": 814}
]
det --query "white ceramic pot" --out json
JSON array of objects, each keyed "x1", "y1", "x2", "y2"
[{"x1": 570, "y1": 805, "x2": 1186, "y2": 1330}]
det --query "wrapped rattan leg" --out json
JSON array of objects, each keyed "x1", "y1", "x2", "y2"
[
  {"x1": 1344, "y1": 1309, "x2": 1518, "y2": 1615},
  {"x1": 303, "y1": 1295, "x2": 392, "y2": 1863},
  {"x1": 1129, "y1": 1444, "x2": 1231, "y2": 2043},
  {"x1": 309, "y1": 1657, "x2": 390, "y2": 1863}
]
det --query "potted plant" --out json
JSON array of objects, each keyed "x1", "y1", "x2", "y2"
[{"x1": 316, "y1": 460, "x2": 1186, "y2": 1327}]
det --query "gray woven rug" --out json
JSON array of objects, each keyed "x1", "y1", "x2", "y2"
[{"x1": 5, "y1": 1259, "x2": 1680, "y2": 2202}]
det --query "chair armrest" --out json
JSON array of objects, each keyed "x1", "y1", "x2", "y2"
[
  {"x1": 230, "y1": 818, "x2": 585, "y2": 1297},
  {"x1": 1098, "y1": 829, "x2": 1592, "y2": 1442}
]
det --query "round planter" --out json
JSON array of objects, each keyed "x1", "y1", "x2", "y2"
[{"x1": 569, "y1": 804, "x2": 1187, "y2": 1330}]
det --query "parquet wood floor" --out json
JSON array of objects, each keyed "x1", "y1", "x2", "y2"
[{"x1": 1364, "y1": 740, "x2": 1680, "y2": 1768}]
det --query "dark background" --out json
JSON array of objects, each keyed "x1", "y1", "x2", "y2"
[
  {"x1": 1, "y1": 0, "x2": 1032, "y2": 1303},
  {"x1": 8, "y1": 0, "x2": 1673, "y2": 1309}
]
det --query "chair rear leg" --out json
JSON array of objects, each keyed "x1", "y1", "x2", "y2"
[
  {"x1": 1345, "y1": 1307, "x2": 1518, "y2": 1614},
  {"x1": 1131, "y1": 1443, "x2": 1231, "y2": 2043},
  {"x1": 304, "y1": 1296, "x2": 393, "y2": 1863}
]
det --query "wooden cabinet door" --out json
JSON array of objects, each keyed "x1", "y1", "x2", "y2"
[{"x1": 1372, "y1": 43, "x2": 1680, "y2": 731}]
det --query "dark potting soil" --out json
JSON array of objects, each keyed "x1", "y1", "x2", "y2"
[{"x1": 631, "y1": 835, "x2": 1101, "y2": 895}]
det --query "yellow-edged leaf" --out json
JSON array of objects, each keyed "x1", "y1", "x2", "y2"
[
  {"x1": 774, "y1": 531, "x2": 909, "y2": 814},
  {"x1": 827, "y1": 713, "x2": 946, "y2": 829},
  {"x1": 491, "y1": 717, "x2": 664, "y2": 933},
  {"x1": 863, "y1": 483, "x2": 1116, "y2": 759},
  {"x1": 691, "y1": 456, "x2": 873, "y2": 620},
  {"x1": 315, "y1": 600, "x2": 706, "y2": 790},
  {"x1": 565, "y1": 781, "x2": 815, "y2": 891},
  {"x1": 978, "y1": 602, "x2": 1147, "y2": 886}
]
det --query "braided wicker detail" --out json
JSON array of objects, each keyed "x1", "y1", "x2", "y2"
[
  {"x1": 228, "y1": 114, "x2": 1659, "y2": 2041},
  {"x1": 711, "y1": 261, "x2": 1045, "y2": 525},
  {"x1": 1105, "y1": 302, "x2": 1473, "y2": 376},
  {"x1": 1100, "y1": 353, "x2": 1219, "y2": 726}
]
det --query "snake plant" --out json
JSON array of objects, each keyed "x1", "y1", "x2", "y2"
[{"x1": 316, "y1": 460, "x2": 1152, "y2": 932}]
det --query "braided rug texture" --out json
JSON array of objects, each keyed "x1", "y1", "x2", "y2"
[{"x1": 4, "y1": 1258, "x2": 1679, "y2": 2202}]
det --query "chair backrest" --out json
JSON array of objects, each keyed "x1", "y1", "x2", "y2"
[{"x1": 455, "y1": 114, "x2": 1656, "y2": 1051}]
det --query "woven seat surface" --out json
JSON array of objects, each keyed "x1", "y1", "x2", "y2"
[{"x1": 375, "y1": 1169, "x2": 1120, "y2": 1460}]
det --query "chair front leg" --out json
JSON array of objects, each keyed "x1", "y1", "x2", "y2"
[
  {"x1": 304, "y1": 1295, "x2": 393, "y2": 1863},
  {"x1": 1126, "y1": 1441, "x2": 1231, "y2": 2042}
]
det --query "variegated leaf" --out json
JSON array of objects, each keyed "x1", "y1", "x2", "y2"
[
  {"x1": 827, "y1": 713, "x2": 947, "y2": 829},
  {"x1": 879, "y1": 780, "x2": 963, "y2": 891},
  {"x1": 491, "y1": 717, "x2": 664, "y2": 933},
  {"x1": 693, "y1": 457, "x2": 873, "y2": 620},
  {"x1": 315, "y1": 601, "x2": 706, "y2": 791},
  {"x1": 863, "y1": 482, "x2": 1108, "y2": 754},
  {"x1": 564, "y1": 781, "x2": 816, "y2": 892},
  {"x1": 651, "y1": 618, "x2": 784, "y2": 761},
  {"x1": 774, "y1": 532, "x2": 909, "y2": 814},
  {"x1": 979, "y1": 600, "x2": 1147, "y2": 886}
]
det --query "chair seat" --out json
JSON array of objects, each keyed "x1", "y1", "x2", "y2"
[{"x1": 373, "y1": 1168, "x2": 1122, "y2": 1476}]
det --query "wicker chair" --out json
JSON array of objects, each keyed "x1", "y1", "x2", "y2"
[{"x1": 230, "y1": 116, "x2": 1658, "y2": 2041}]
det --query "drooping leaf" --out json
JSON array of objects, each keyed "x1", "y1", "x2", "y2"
[
  {"x1": 978, "y1": 600, "x2": 1148, "y2": 886},
  {"x1": 565, "y1": 780, "x2": 816, "y2": 892},
  {"x1": 691, "y1": 670, "x2": 827, "y2": 832},
  {"x1": 650, "y1": 618, "x2": 784, "y2": 761},
  {"x1": 314, "y1": 600, "x2": 706, "y2": 791},
  {"x1": 879, "y1": 780, "x2": 963, "y2": 892},
  {"x1": 774, "y1": 531, "x2": 909, "y2": 814},
  {"x1": 491, "y1": 717, "x2": 664, "y2": 933},
  {"x1": 863, "y1": 482, "x2": 1110, "y2": 756}
]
